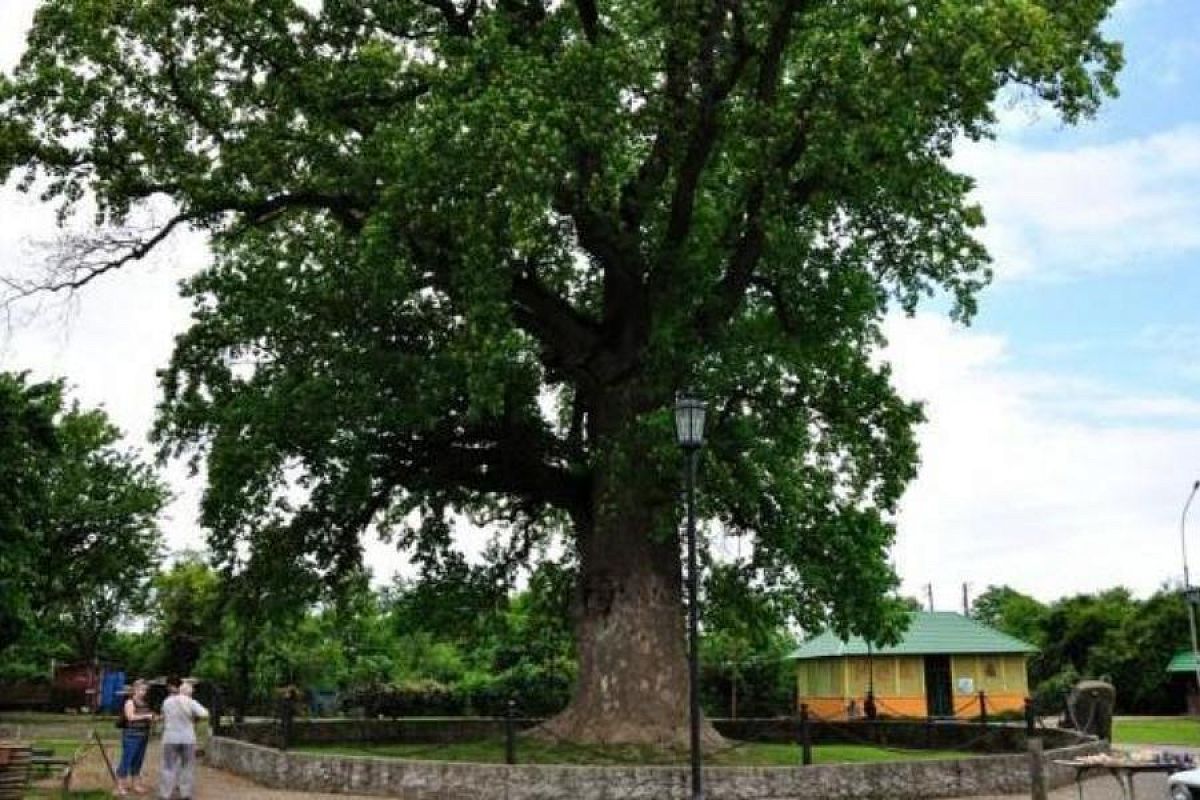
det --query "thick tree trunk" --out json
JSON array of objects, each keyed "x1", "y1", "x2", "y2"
[{"x1": 537, "y1": 394, "x2": 723, "y2": 750}]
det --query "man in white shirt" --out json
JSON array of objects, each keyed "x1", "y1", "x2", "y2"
[{"x1": 157, "y1": 680, "x2": 209, "y2": 800}]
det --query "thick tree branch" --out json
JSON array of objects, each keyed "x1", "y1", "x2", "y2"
[
  {"x1": 747, "y1": 275, "x2": 798, "y2": 334},
  {"x1": 658, "y1": 0, "x2": 746, "y2": 261},
  {"x1": 553, "y1": 153, "x2": 651, "y2": 386},
  {"x1": 691, "y1": 0, "x2": 810, "y2": 342},
  {"x1": 510, "y1": 268, "x2": 608, "y2": 388},
  {"x1": 222, "y1": 190, "x2": 368, "y2": 232},
  {"x1": 423, "y1": 0, "x2": 479, "y2": 36},
  {"x1": 391, "y1": 415, "x2": 589, "y2": 514},
  {"x1": 574, "y1": 0, "x2": 600, "y2": 42}
]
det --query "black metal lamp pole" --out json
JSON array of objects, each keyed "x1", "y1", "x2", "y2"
[
  {"x1": 675, "y1": 393, "x2": 707, "y2": 800},
  {"x1": 1181, "y1": 480, "x2": 1200, "y2": 710}
]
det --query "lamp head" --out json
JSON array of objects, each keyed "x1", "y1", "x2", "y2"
[{"x1": 674, "y1": 392, "x2": 707, "y2": 449}]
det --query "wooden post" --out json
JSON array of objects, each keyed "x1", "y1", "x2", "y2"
[
  {"x1": 799, "y1": 704, "x2": 812, "y2": 766},
  {"x1": 1028, "y1": 737, "x2": 1047, "y2": 800},
  {"x1": 504, "y1": 699, "x2": 518, "y2": 765},
  {"x1": 92, "y1": 732, "x2": 116, "y2": 782},
  {"x1": 978, "y1": 690, "x2": 988, "y2": 726}
]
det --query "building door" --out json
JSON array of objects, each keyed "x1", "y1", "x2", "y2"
[{"x1": 924, "y1": 655, "x2": 953, "y2": 717}]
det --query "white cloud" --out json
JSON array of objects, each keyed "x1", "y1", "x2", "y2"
[
  {"x1": 0, "y1": 183, "x2": 209, "y2": 554},
  {"x1": 0, "y1": 183, "x2": 431, "y2": 581},
  {"x1": 954, "y1": 125, "x2": 1200, "y2": 281},
  {"x1": 885, "y1": 314, "x2": 1200, "y2": 604},
  {"x1": 0, "y1": 1, "x2": 36, "y2": 72}
]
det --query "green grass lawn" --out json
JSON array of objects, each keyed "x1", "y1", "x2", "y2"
[
  {"x1": 297, "y1": 739, "x2": 968, "y2": 766},
  {"x1": 1112, "y1": 717, "x2": 1200, "y2": 746},
  {"x1": 29, "y1": 737, "x2": 94, "y2": 757}
]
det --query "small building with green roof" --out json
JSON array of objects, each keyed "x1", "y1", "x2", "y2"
[
  {"x1": 789, "y1": 611, "x2": 1037, "y2": 719},
  {"x1": 1166, "y1": 650, "x2": 1200, "y2": 714}
]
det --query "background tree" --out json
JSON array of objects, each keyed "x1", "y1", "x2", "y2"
[
  {"x1": 148, "y1": 553, "x2": 224, "y2": 677},
  {"x1": 0, "y1": 0, "x2": 1121, "y2": 746},
  {"x1": 1036, "y1": 588, "x2": 1137, "y2": 689},
  {"x1": 1088, "y1": 589, "x2": 1189, "y2": 713},
  {"x1": 0, "y1": 373, "x2": 59, "y2": 657},
  {"x1": 0, "y1": 371, "x2": 166, "y2": 672},
  {"x1": 970, "y1": 585, "x2": 1191, "y2": 714},
  {"x1": 30, "y1": 408, "x2": 167, "y2": 663},
  {"x1": 971, "y1": 585, "x2": 1047, "y2": 647},
  {"x1": 700, "y1": 562, "x2": 795, "y2": 718}
]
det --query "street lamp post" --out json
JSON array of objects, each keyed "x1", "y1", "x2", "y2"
[
  {"x1": 675, "y1": 392, "x2": 707, "y2": 800},
  {"x1": 1181, "y1": 480, "x2": 1200, "y2": 714}
]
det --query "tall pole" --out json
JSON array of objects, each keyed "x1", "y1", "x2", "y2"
[
  {"x1": 686, "y1": 447, "x2": 702, "y2": 800},
  {"x1": 1182, "y1": 480, "x2": 1200, "y2": 714}
]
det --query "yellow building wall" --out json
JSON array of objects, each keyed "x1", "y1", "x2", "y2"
[
  {"x1": 948, "y1": 653, "x2": 1029, "y2": 714},
  {"x1": 796, "y1": 653, "x2": 1030, "y2": 719}
]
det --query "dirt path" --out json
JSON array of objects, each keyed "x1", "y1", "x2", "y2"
[{"x1": 37, "y1": 740, "x2": 382, "y2": 800}]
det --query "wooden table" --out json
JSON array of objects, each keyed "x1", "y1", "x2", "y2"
[{"x1": 1054, "y1": 759, "x2": 1185, "y2": 800}]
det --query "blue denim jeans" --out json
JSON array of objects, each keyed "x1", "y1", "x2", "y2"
[{"x1": 116, "y1": 729, "x2": 149, "y2": 778}]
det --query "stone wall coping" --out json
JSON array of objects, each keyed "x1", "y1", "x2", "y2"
[
  {"x1": 206, "y1": 732, "x2": 1105, "y2": 799},
  {"x1": 210, "y1": 735, "x2": 1099, "y2": 770}
]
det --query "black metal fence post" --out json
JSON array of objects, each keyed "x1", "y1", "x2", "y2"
[
  {"x1": 978, "y1": 690, "x2": 988, "y2": 727},
  {"x1": 212, "y1": 686, "x2": 223, "y2": 736},
  {"x1": 504, "y1": 698, "x2": 517, "y2": 765},
  {"x1": 278, "y1": 693, "x2": 294, "y2": 751},
  {"x1": 799, "y1": 703, "x2": 812, "y2": 766}
]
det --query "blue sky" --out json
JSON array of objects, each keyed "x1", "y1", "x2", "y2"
[
  {"x1": 1, "y1": 0, "x2": 1198, "y2": 604},
  {"x1": 856, "y1": 0, "x2": 1200, "y2": 603},
  {"x1": 968, "y1": 0, "x2": 1200, "y2": 413}
]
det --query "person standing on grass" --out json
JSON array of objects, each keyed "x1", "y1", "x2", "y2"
[
  {"x1": 157, "y1": 680, "x2": 209, "y2": 800},
  {"x1": 116, "y1": 678, "x2": 154, "y2": 797}
]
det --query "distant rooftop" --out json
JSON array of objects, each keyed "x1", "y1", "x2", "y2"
[
  {"x1": 788, "y1": 611, "x2": 1038, "y2": 660},
  {"x1": 1167, "y1": 650, "x2": 1199, "y2": 673}
]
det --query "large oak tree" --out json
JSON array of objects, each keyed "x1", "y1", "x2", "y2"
[{"x1": 1, "y1": 0, "x2": 1119, "y2": 745}]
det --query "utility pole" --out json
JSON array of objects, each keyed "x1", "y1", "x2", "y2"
[
  {"x1": 962, "y1": 583, "x2": 970, "y2": 616},
  {"x1": 1181, "y1": 481, "x2": 1200, "y2": 714},
  {"x1": 925, "y1": 583, "x2": 934, "y2": 612}
]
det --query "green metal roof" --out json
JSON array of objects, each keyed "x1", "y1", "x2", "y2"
[
  {"x1": 1167, "y1": 650, "x2": 1200, "y2": 673},
  {"x1": 788, "y1": 611, "x2": 1038, "y2": 660}
]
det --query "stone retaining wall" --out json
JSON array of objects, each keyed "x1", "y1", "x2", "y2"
[{"x1": 206, "y1": 734, "x2": 1105, "y2": 799}]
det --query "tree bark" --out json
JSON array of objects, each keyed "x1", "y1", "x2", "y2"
[{"x1": 536, "y1": 391, "x2": 723, "y2": 750}]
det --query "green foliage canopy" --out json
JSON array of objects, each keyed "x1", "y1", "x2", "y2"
[
  {"x1": 0, "y1": 372, "x2": 61, "y2": 652},
  {"x1": 0, "y1": 372, "x2": 167, "y2": 672},
  {"x1": 971, "y1": 585, "x2": 1046, "y2": 647},
  {"x1": 148, "y1": 552, "x2": 224, "y2": 677},
  {"x1": 974, "y1": 584, "x2": 1191, "y2": 714},
  {"x1": 0, "y1": 0, "x2": 1122, "y2": 694}
]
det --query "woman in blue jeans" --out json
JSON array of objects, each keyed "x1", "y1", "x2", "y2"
[{"x1": 116, "y1": 679, "x2": 155, "y2": 796}]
